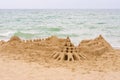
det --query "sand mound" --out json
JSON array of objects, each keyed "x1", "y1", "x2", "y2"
[{"x1": 78, "y1": 35, "x2": 113, "y2": 59}]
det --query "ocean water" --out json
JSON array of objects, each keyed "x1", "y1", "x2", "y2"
[{"x1": 0, "y1": 9, "x2": 120, "y2": 48}]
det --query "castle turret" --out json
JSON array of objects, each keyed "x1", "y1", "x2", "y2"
[{"x1": 51, "y1": 37, "x2": 85, "y2": 61}]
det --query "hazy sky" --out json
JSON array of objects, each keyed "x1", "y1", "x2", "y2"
[{"x1": 0, "y1": 0, "x2": 120, "y2": 9}]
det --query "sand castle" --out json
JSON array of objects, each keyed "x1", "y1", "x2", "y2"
[
  {"x1": 0, "y1": 35, "x2": 113, "y2": 62},
  {"x1": 1, "y1": 35, "x2": 120, "y2": 79}
]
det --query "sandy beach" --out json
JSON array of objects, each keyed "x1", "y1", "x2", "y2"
[
  {"x1": 0, "y1": 35, "x2": 120, "y2": 80},
  {"x1": 0, "y1": 56, "x2": 120, "y2": 80}
]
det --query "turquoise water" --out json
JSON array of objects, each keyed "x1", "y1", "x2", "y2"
[{"x1": 0, "y1": 9, "x2": 120, "y2": 47}]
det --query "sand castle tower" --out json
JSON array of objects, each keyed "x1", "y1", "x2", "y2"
[
  {"x1": 51, "y1": 37, "x2": 85, "y2": 61},
  {"x1": 0, "y1": 40, "x2": 5, "y2": 45},
  {"x1": 94, "y1": 35, "x2": 113, "y2": 50},
  {"x1": 8, "y1": 36, "x2": 21, "y2": 42}
]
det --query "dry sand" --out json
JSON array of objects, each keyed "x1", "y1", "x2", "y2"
[
  {"x1": 0, "y1": 35, "x2": 120, "y2": 80},
  {"x1": 0, "y1": 55, "x2": 120, "y2": 80}
]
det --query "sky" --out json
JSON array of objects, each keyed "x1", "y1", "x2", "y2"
[{"x1": 0, "y1": 0, "x2": 120, "y2": 9}]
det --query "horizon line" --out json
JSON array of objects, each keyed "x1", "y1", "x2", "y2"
[{"x1": 0, "y1": 8, "x2": 120, "y2": 10}]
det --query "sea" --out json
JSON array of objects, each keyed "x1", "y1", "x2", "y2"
[{"x1": 0, "y1": 9, "x2": 120, "y2": 48}]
